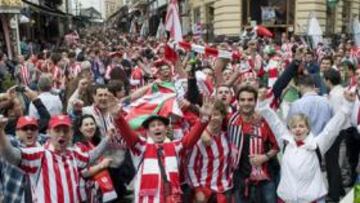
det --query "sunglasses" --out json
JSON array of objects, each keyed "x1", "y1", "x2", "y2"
[{"x1": 20, "y1": 126, "x2": 38, "y2": 132}]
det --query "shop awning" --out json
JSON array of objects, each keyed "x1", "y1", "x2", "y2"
[
  {"x1": 22, "y1": 0, "x2": 69, "y2": 18},
  {"x1": 107, "y1": 5, "x2": 128, "y2": 21},
  {"x1": 0, "y1": 7, "x2": 22, "y2": 13}
]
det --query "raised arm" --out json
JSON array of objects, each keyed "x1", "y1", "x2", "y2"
[
  {"x1": 0, "y1": 117, "x2": 21, "y2": 165},
  {"x1": 258, "y1": 103, "x2": 292, "y2": 146},
  {"x1": 88, "y1": 136, "x2": 110, "y2": 165},
  {"x1": 181, "y1": 97, "x2": 214, "y2": 149},
  {"x1": 173, "y1": 54, "x2": 188, "y2": 79},
  {"x1": 113, "y1": 112, "x2": 140, "y2": 147},
  {"x1": 126, "y1": 83, "x2": 152, "y2": 102},
  {"x1": 181, "y1": 119, "x2": 208, "y2": 149},
  {"x1": 214, "y1": 58, "x2": 228, "y2": 85},
  {"x1": 315, "y1": 98, "x2": 354, "y2": 155},
  {"x1": 32, "y1": 98, "x2": 51, "y2": 133},
  {"x1": 272, "y1": 59, "x2": 301, "y2": 99}
]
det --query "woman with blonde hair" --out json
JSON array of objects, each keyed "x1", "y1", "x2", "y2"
[{"x1": 258, "y1": 90, "x2": 355, "y2": 203}]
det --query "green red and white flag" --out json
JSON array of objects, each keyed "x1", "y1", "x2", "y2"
[{"x1": 124, "y1": 82, "x2": 183, "y2": 130}]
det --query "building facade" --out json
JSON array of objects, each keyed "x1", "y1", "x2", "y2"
[
  {"x1": 0, "y1": 0, "x2": 22, "y2": 59},
  {"x1": 189, "y1": 0, "x2": 360, "y2": 37},
  {"x1": 103, "y1": 0, "x2": 123, "y2": 19}
]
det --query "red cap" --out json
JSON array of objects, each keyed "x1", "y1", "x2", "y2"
[
  {"x1": 16, "y1": 116, "x2": 38, "y2": 129},
  {"x1": 48, "y1": 115, "x2": 72, "y2": 129}
]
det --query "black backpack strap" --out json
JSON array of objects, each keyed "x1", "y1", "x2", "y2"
[
  {"x1": 157, "y1": 147, "x2": 170, "y2": 184},
  {"x1": 156, "y1": 146, "x2": 172, "y2": 197},
  {"x1": 282, "y1": 140, "x2": 288, "y2": 154},
  {"x1": 315, "y1": 146, "x2": 322, "y2": 165}
]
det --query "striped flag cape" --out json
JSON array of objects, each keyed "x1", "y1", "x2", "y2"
[{"x1": 124, "y1": 82, "x2": 183, "y2": 130}]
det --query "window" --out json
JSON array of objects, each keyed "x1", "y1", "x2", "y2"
[
  {"x1": 242, "y1": 0, "x2": 295, "y2": 26},
  {"x1": 341, "y1": 0, "x2": 351, "y2": 32},
  {"x1": 205, "y1": 3, "x2": 214, "y2": 24},
  {"x1": 193, "y1": 7, "x2": 201, "y2": 24}
]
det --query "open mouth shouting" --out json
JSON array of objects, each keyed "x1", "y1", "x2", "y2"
[
  {"x1": 57, "y1": 137, "x2": 67, "y2": 147},
  {"x1": 26, "y1": 134, "x2": 34, "y2": 141}
]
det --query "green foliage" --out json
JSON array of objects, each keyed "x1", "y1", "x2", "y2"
[{"x1": 2, "y1": 74, "x2": 15, "y2": 90}]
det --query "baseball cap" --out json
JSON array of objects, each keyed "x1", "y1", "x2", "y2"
[
  {"x1": 16, "y1": 116, "x2": 38, "y2": 129},
  {"x1": 48, "y1": 115, "x2": 72, "y2": 129}
]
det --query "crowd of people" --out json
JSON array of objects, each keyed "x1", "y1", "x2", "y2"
[{"x1": 0, "y1": 27, "x2": 360, "y2": 203}]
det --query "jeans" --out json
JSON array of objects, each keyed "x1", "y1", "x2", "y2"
[{"x1": 234, "y1": 180, "x2": 277, "y2": 203}]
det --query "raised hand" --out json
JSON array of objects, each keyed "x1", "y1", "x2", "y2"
[
  {"x1": 108, "y1": 95, "x2": 122, "y2": 118},
  {"x1": 23, "y1": 87, "x2": 39, "y2": 101},
  {"x1": 199, "y1": 96, "x2": 216, "y2": 120},
  {"x1": 178, "y1": 98, "x2": 190, "y2": 110},
  {"x1": 7, "y1": 85, "x2": 17, "y2": 100},
  {"x1": 106, "y1": 125, "x2": 117, "y2": 141},
  {"x1": 72, "y1": 99, "x2": 84, "y2": 112}
]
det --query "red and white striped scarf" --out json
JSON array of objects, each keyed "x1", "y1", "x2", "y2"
[
  {"x1": 248, "y1": 124, "x2": 270, "y2": 182},
  {"x1": 138, "y1": 141, "x2": 182, "y2": 203},
  {"x1": 76, "y1": 141, "x2": 117, "y2": 203}
]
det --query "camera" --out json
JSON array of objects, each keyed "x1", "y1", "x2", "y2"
[{"x1": 15, "y1": 86, "x2": 26, "y2": 92}]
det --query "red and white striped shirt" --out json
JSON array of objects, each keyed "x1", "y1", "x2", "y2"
[
  {"x1": 242, "y1": 119, "x2": 279, "y2": 182},
  {"x1": 69, "y1": 62, "x2": 82, "y2": 79},
  {"x1": 19, "y1": 145, "x2": 89, "y2": 203},
  {"x1": 19, "y1": 64, "x2": 30, "y2": 86},
  {"x1": 186, "y1": 132, "x2": 233, "y2": 193},
  {"x1": 52, "y1": 65, "x2": 64, "y2": 89}
]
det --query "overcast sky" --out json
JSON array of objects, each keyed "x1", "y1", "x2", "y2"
[{"x1": 70, "y1": 0, "x2": 102, "y2": 15}]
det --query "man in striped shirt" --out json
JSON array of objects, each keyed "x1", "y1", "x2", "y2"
[
  {"x1": 0, "y1": 114, "x2": 112, "y2": 203},
  {"x1": 229, "y1": 86, "x2": 279, "y2": 203}
]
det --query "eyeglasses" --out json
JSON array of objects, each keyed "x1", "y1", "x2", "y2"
[{"x1": 20, "y1": 126, "x2": 38, "y2": 132}]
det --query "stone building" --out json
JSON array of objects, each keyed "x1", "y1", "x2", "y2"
[{"x1": 188, "y1": 0, "x2": 360, "y2": 37}]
